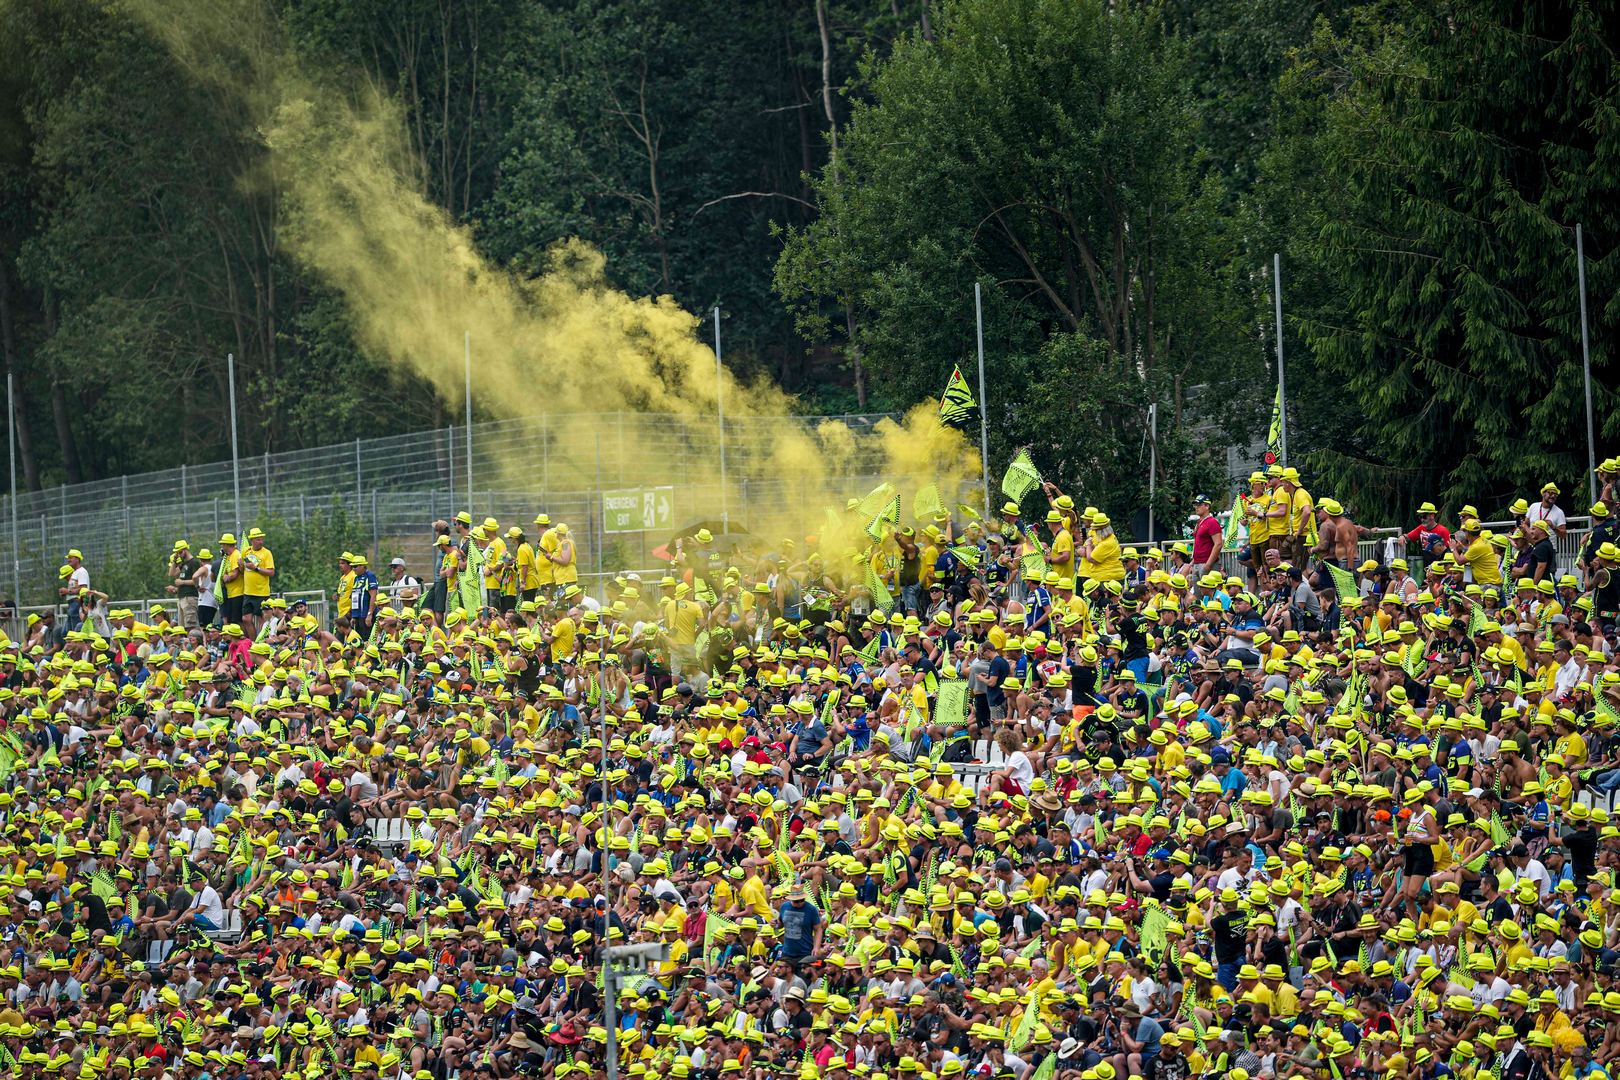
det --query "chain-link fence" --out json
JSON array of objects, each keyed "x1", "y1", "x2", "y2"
[{"x1": 1, "y1": 412, "x2": 904, "y2": 605}]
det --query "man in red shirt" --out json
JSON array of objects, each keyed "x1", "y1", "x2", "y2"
[
  {"x1": 1191, "y1": 494, "x2": 1224, "y2": 576},
  {"x1": 1405, "y1": 500, "x2": 1452, "y2": 562}
]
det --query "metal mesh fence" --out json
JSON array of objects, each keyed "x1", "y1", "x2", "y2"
[{"x1": 1, "y1": 412, "x2": 902, "y2": 604}]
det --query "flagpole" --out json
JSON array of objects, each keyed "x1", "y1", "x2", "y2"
[
  {"x1": 1273, "y1": 253, "x2": 1288, "y2": 466},
  {"x1": 975, "y1": 283, "x2": 991, "y2": 516},
  {"x1": 715, "y1": 305, "x2": 728, "y2": 532},
  {"x1": 464, "y1": 331, "x2": 474, "y2": 521},
  {"x1": 1147, "y1": 403, "x2": 1157, "y2": 542},
  {"x1": 1578, "y1": 224, "x2": 1597, "y2": 504},
  {"x1": 7, "y1": 373, "x2": 18, "y2": 610}
]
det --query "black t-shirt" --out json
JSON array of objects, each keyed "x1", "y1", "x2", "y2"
[
  {"x1": 1146, "y1": 871, "x2": 1174, "y2": 902},
  {"x1": 1119, "y1": 615, "x2": 1150, "y2": 662},
  {"x1": 1595, "y1": 566, "x2": 1620, "y2": 614},
  {"x1": 1563, "y1": 826, "x2": 1598, "y2": 884},
  {"x1": 176, "y1": 557, "x2": 203, "y2": 598},
  {"x1": 1528, "y1": 538, "x2": 1557, "y2": 575},
  {"x1": 1211, "y1": 910, "x2": 1249, "y2": 963}
]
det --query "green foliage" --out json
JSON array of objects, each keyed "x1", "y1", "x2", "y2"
[
  {"x1": 247, "y1": 509, "x2": 394, "y2": 595},
  {"x1": 72, "y1": 533, "x2": 175, "y2": 606},
  {"x1": 43, "y1": 509, "x2": 385, "y2": 607},
  {"x1": 1268, "y1": 0, "x2": 1620, "y2": 519},
  {"x1": 7, "y1": 0, "x2": 1613, "y2": 535},
  {"x1": 777, "y1": 0, "x2": 1256, "y2": 514},
  {"x1": 0, "y1": 0, "x2": 921, "y2": 492}
]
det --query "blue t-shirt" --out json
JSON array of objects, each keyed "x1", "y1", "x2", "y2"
[
  {"x1": 1134, "y1": 1016, "x2": 1163, "y2": 1058},
  {"x1": 985, "y1": 656, "x2": 1011, "y2": 707},
  {"x1": 350, "y1": 570, "x2": 379, "y2": 623},
  {"x1": 778, "y1": 900, "x2": 821, "y2": 957},
  {"x1": 1219, "y1": 768, "x2": 1248, "y2": 799}
]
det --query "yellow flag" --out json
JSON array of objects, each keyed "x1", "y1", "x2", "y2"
[{"x1": 939, "y1": 365, "x2": 976, "y2": 427}]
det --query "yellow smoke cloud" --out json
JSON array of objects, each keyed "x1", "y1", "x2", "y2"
[{"x1": 126, "y1": 0, "x2": 977, "y2": 560}]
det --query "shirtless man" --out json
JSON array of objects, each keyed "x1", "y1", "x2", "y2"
[{"x1": 1310, "y1": 499, "x2": 1369, "y2": 589}]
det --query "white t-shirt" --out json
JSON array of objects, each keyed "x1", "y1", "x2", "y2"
[
  {"x1": 1516, "y1": 858, "x2": 1552, "y2": 897},
  {"x1": 190, "y1": 884, "x2": 225, "y2": 926},
  {"x1": 1006, "y1": 751, "x2": 1034, "y2": 787},
  {"x1": 1525, "y1": 503, "x2": 1566, "y2": 532}
]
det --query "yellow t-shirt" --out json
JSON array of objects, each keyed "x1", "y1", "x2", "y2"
[
  {"x1": 551, "y1": 616, "x2": 576, "y2": 660},
  {"x1": 535, "y1": 529, "x2": 558, "y2": 585},
  {"x1": 1268, "y1": 488, "x2": 1291, "y2": 533},
  {"x1": 663, "y1": 599, "x2": 703, "y2": 646},
  {"x1": 1081, "y1": 534, "x2": 1124, "y2": 581},
  {"x1": 516, "y1": 543, "x2": 538, "y2": 592},
  {"x1": 482, "y1": 537, "x2": 507, "y2": 590},
  {"x1": 1496, "y1": 635, "x2": 1528, "y2": 670},
  {"x1": 553, "y1": 534, "x2": 579, "y2": 585},
  {"x1": 920, "y1": 543, "x2": 941, "y2": 587},
  {"x1": 1246, "y1": 493, "x2": 1269, "y2": 544},
  {"x1": 1555, "y1": 731, "x2": 1588, "y2": 767},
  {"x1": 242, "y1": 546, "x2": 274, "y2": 597},
  {"x1": 738, "y1": 874, "x2": 771, "y2": 919},
  {"x1": 336, "y1": 570, "x2": 356, "y2": 619},
  {"x1": 1049, "y1": 529, "x2": 1075, "y2": 575},
  {"x1": 1462, "y1": 538, "x2": 1502, "y2": 585},
  {"x1": 1289, "y1": 488, "x2": 1314, "y2": 537},
  {"x1": 222, "y1": 550, "x2": 246, "y2": 599}
]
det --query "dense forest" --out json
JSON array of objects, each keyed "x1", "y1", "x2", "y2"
[{"x1": 1, "y1": 0, "x2": 1617, "y2": 523}]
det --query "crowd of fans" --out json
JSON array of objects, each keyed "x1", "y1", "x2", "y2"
[{"x1": 5, "y1": 462, "x2": 1620, "y2": 1080}]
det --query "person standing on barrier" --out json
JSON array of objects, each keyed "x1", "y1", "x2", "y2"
[
  {"x1": 1526, "y1": 482, "x2": 1569, "y2": 539},
  {"x1": 193, "y1": 546, "x2": 216, "y2": 629},
  {"x1": 218, "y1": 532, "x2": 244, "y2": 630},
  {"x1": 426, "y1": 519, "x2": 450, "y2": 615},
  {"x1": 240, "y1": 527, "x2": 275, "y2": 638},
  {"x1": 348, "y1": 553, "x2": 379, "y2": 637},
  {"x1": 334, "y1": 551, "x2": 356, "y2": 627},
  {"x1": 59, "y1": 549, "x2": 89, "y2": 632},
  {"x1": 166, "y1": 539, "x2": 203, "y2": 630},
  {"x1": 549, "y1": 522, "x2": 579, "y2": 597}
]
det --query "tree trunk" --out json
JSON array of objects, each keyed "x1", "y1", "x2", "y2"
[
  {"x1": 815, "y1": 0, "x2": 866, "y2": 406},
  {"x1": 42, "y1": 289, "x2": 82, "y2": 484},
  {"x1": 0, "y1": 259, "x2": 40, "y2": 491}
]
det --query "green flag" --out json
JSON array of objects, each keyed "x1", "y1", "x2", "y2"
[
  {"x1": 865, "y1": 565, "x2": 894, "y2": 612},
  {"x1": 1139, "y1": 903, "x2": 1171, "y2": 964},
  {"x1": 1002, "y1": 450, "x2": 1042, "y2": 503},
  {"x1": 938, "y1": 365, "x2": 977, "y2": 428},
  {"x1": 1223, "y1": 492, "x2": 1246, "y2": 551},
  {"x1": 935, "y1": 679, "x2": 969, "y2": 728},
  {"x1": 913, "y1": 484, "x2": 945, "y2": 523},
  {"x1": 857, "y1": 482, "x2": 897, "y2": 518},
  {"x1": 457, "y1": 536, "x2": 485, "y2": 614},
  {"x1": 1265, "y1": 384, "x2": 1284, "y2": 466},
  {"x1": 1322, "y1": 560, "x2": 1360, "y2": 607}
]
